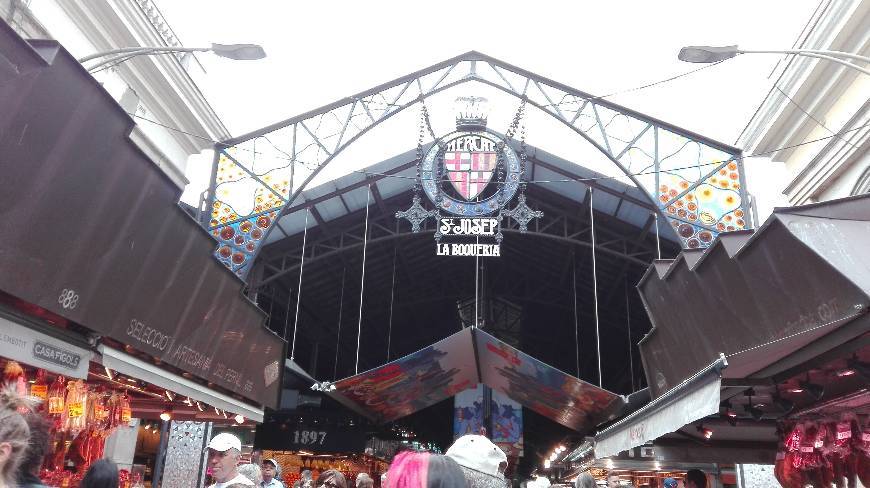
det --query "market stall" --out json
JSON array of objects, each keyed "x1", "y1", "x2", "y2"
[
  {"x1": 584, "y1": 195, "x2": 870, "y2": 487},
  {"x1": 260, "y1": 451, "x2": 389, "y2": 488},
  {"x1": 0, "y1": 355, "x2": 135, "y2": 486}
]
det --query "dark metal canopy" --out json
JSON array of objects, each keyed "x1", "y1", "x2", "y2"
[
  {"x1": 638, "y1": 193, "x2": 870, "y2": 399},
  {"x1": 0, "y1": 21, "x2": 284, "y2": 409},
  {"x1": 587, "y1": 194, "x2": 870, "y2": 459}
]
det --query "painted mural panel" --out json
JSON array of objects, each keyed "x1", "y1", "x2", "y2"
[
  {"x1": 453, "y1": 384, "x2": 486, "y2": 438},
  {"x1": 491, "y1": 389, "x2": 523, "y2": 456},
  {"x1": 332, "y1": 328, "x2": 477, "y2": 423},
  {"x1": 476, "y1": 330, "x2": 623, "y2": 432}
]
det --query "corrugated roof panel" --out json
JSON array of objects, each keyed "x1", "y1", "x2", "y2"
[
  {"x1": 616, "y1": 201, "x2": 652, "y2": 230},
  {"x1": 535, "y1": 167, "x2": 589, "y2": 203},
  {"x1": 590, "y1": 190, "x2": 620, "y2": 215},
  {"x1": 315, "y1": 199, "x2": 346, "y2": 222},
  {"x1": 343, "y1": 186, "x2": 374, "y2": 212},
  {"x1": 376, "y1": 170, "x2": 415, "y2": 200},
  {"x1": 300, "y1": 181, "x2": 333, "y2": 200},
  {"x1": 266, "y1": 211, "x2": 311, "y2": 244}
]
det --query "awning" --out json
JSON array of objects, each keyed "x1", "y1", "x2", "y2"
[
  {"x1": 0, "y1": 23, "x2": 284, "y2": 409},
  {"x1": 98, "y1": 345, "x2": 264, "y2": 422},
  {"x1": 637, "y1": 194, "x2": 870, "y2": 399},
  {"x1": 0, "y1": 315, "x2": 92, "y2": 379},
  {"x1": 325, "y1": 328, "x2": 626, "y2": 433},
  {"x1": 594, "y1": 355, "x2": 727, "y2": 459}
]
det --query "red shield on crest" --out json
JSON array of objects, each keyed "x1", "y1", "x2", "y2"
[{"x1": 444, "y1": 151, "x2": 498, "y2": 200}]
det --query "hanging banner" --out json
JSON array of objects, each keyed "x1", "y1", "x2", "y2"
[
  {"x1": 0, "y1": 315, "x2": 92, "y2": 379},
  {"x1": 476, "y1": 329, "x2": 623, "y2": 432},
  {"x1": 491, "y1": 388, "x2": 523, "y2": 457},
  {"x1": 330, "y1": 328, "x2": 624, "y2": 434},
  {"x1": 331, "y1": 328, "x2": 477, "y2": 423},
  {"x1": 454, "y1": 384, "x2": 485, "y2": 438}
]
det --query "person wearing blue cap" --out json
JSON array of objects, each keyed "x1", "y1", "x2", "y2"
[{"x1": 663, "y1": 478, "x2": 678, "y2": 488}]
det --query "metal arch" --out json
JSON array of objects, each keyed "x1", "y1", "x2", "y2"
[
  {"x1": 256, "y1": 202, "x2": 659, "y2": 289},
  {"x1": 206, "y1": 51, "x2": 750, "y2": 279}
]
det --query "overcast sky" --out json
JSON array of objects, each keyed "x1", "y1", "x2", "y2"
[{"x1": 161, "y1": 0, "x2": 819, "y2": 215}]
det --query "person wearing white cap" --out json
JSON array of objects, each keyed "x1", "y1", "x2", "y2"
[
  {"x1": 445, "y1": 435, "x2": 508, "y2": 488},
  {"x1": 261, "y1": 458, "x2": 284, "y2": 488},
  {"x1": 206, "y1": 432, "x2": 254, "y2": 488}
]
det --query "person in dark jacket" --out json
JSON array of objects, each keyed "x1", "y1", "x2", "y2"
[
  {"x1": 80, "y1": 459, "x2": 119, "y2": 488},
  {"x1": 15, "y1": 412, "x2": 52, "y2": 488}
]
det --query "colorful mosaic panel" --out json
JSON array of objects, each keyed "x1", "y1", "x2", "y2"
[
  {"x1": 659, "y1": 160, "x2": 746, "y2": 248},
  {"x1": 209, "y1": 148, "x2": 291, "y2": 277}
]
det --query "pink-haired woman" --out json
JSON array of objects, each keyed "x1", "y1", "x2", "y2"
[{"x1": 385, "y1": 451, "x2": 467, "y2": 488}]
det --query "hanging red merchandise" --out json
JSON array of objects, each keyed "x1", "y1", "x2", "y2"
[
  {"x1": 47, "y1": 375, "x2": 66, "y2": 416},
  {"x1": 30, "y1": 369, "x2": 49, "y2": 405},
  {"x1": 3, "y1": 360, "x2": 27, "y2": 398}
]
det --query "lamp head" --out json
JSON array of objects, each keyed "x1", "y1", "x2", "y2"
[
  {"x1": 210, "y1": 43, "x2": 267, "y2": 61},
  {"x1": 678, "y1": 45, "x2": 739, "y2": 63}
]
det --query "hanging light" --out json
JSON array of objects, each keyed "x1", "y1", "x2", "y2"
[
  {"x1": 696, "y1": 423, "x2": 713, "y2": 439},
  {"x1": 234, "y1": 414, "x2": 245, "y2": 424},
  {"x1": 774, "y1": 395, "x2": 795, "y2": 414},
  {"x1": 543, "y1": 460, "x2": 551, "y2": 469},
  {"x1": 799, "y1": 379, "x2": 825, "y2": 400},
  {"x1": 743, "y1": 389, "x2": 764, "y2": 421},
  {"x1": 846, "y1": 355, "x2": 870, "y2": 380},
  {"x1": 164, "y1": 390, "x2": 175, "y2": 402},
  {"x1": 160, "y1": 408, "x2": 172, "y2": 421}
]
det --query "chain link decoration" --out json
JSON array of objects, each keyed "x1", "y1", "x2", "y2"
[
  {"x1": 498, "y1": 99, "x2": 542, "y2": 234},
  {"x1": 398, "y1": 100, "x2": 439, "y2": 233}
]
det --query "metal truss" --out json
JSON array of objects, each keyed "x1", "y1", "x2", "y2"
[
  {"x1": 255, "y1": 197, "x2": 655, "y2": 290},
  {"x1": 206, "y1": 51, "x2": 751, "y2": 279}
]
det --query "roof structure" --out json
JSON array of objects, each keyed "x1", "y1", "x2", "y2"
[
  {"x1": 203, "y1": 51, "x2": 751, "y2": 279},
  {"x1": 250, "y1": 140, "x2": 681, "y2": 384},
  {"x1": 199, "y1": 50, "x2": 755, "y2": 459}
]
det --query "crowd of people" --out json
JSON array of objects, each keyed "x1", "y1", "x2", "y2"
[
  {"x1": 573, "y1": 471, "x2": 707, "y2": 488},
  {"x1": 203, "y1": 432, "x2": 510, "y2": 488},
  {"x1": 0, "y1": 385, "x2": 708, "y2": 488}
]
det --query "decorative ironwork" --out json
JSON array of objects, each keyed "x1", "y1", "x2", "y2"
[
  {"x1": 396, "y1": 194, "x2": 437, "y2": 233},
  {"x1": 311, "y1": 380, "x2": 336, "y2": 392},
  {"x1": 206, "y1": 52, "x2": 751, "y2": 278},
  {"x1": 161, "y1": 421, "x2": 209, "y2": 488},
  {"x1": 502, "y1": 194, "x2": 543, "y2": 232},
  {"x1": 419, "y1": 130, "x2": 521, "y2": 217}
]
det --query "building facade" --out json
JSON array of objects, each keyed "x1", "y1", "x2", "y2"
[
  {"x1": 737, "y1": 0, "x2": 869, "y2": 205},
  {"x1": 1, "y1": 0, "x2": 228, "y2": 189}
]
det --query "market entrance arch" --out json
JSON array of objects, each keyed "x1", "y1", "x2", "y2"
[
  {"x1": 203, "y1": 51, "x2": 751, "y2": 279},
  {"x1": 201, "y1": 51, "x2": 751, "y2": 462}
]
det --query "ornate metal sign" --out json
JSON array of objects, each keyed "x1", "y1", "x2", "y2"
[{"x1": 397, "y1": 97, "x2": 542, "y2": 256}]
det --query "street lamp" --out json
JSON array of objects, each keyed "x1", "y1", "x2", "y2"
[
  {"x1": 678, "y1": 45, "x2": 870, "y2": 76},
  {"x1": 79, "y1": 43, "x2": 266, "y2": 72}
]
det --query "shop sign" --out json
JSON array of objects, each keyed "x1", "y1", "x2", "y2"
[
  {"x1": 0, "y1": 316, "x2": 91, "y2": 379},
  {"x1": 396, "y1": 97, "x2": 542, "y2": 256},
  {"x1": 255, "y1": 424, "x2": 368, "y2": 453}
]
